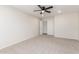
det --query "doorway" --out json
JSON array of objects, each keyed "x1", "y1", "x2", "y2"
[{"x1": 40, "y1": 17, "x2": 54, "y2": 36}]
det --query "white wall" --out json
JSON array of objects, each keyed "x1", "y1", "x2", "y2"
[
  {"x1": 55, "y1": 13, "x2": 79, "y2": 40},
  {"x1": 0, "y1": 6, "x2": 39, "y2": 49},
  {"x1": 40, "y1": 13, "x2": 79, "y2": 40},
  {"x1": 77, "y1": 13, "x2": 79, "y2": 39}
]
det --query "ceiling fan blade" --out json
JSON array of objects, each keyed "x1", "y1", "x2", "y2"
[
  {"x1": 38, "y1": 5, "x2": 43, "y2": 10},
  {"x1": 34, "y1": 10, "x2": 42, "y2": 12},
  {"x1": 46, "y1": 6, "x2": 53, "y2": 9},
  {"x1": 45, "y1": 11, "x2": 51, "y2": 13}
]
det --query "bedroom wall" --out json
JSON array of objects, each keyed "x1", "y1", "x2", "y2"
[
  {"x1": 55, "y1": 13, "x2": 79, "y2": 40},
  {"x1": 0, "y1": 6, "x2": 40, "y2": 49},
  {"x1": 41, "y1": 12, "x2": 79, "y2": 40}
]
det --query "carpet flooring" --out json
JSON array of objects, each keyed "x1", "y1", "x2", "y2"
[{"x1": 0, "y1": 35, "x2": 79, "y2": 54}]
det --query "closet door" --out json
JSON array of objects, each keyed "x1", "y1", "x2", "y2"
[
  {"x1": 47, "y1": 18, "x2": 54, "y2": 35},
  {"x1": 43, "y1": 20, "x2": 47, "y2": 35},
  {"x1": 40, "y1": 20, "x2": 43, "y2": 35}
]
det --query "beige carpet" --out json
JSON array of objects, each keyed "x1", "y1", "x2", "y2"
[{"x1": 0, "y1": 35, "x2": 79, "y2": 54}]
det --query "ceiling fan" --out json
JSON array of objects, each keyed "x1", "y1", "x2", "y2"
[{"x1": 34, "y1": 5, "x2": 53, "y2": 14}]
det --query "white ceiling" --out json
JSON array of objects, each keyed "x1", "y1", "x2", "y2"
[{"x1": 12, "y1": 5, "x2": 79, "y2": 18}]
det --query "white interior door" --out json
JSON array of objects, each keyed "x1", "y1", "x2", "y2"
[
  {"x1": 47, "y1": 18, "x2": 54, "y2": 35},
  {"x1": 43, "y1": 20, "x2": 47, "y2": 34},
  {"x1": 40, "y1": 20, "x2": 43, "y2": 35}
]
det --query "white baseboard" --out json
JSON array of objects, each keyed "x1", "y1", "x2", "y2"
[{"x1": 55, "y1": 36, "x2": 79, "y2": 41}]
